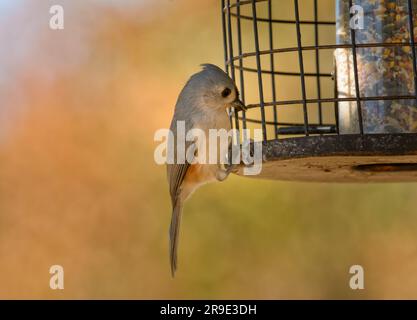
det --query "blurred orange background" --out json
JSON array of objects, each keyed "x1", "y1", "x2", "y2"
[{"x1": 1, "y1": 0, "x2": 417, "y2": 299}]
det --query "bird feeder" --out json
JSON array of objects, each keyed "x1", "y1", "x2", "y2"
[
  {"x1": 336, "y1": 0, "x2": 417, "y2": 134},
  {"x1": 222, "y1": 0, "x2": 417, "y2": 182}
]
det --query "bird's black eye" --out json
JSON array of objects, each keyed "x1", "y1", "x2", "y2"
[{"x1": 221, "y1": 87, "x2": 232, "y2": 98}]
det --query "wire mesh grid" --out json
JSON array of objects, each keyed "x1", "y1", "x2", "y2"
[{"x1": 221, "y1": 0, "x2": 417, "y2": 143}]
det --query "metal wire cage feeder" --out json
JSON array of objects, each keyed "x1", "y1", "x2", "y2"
[{"x1": 222, "y1": 0, "x2": 417, "y2": 182}]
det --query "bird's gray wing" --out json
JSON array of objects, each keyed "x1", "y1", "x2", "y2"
[
  {"x1": 168, "y1": 160, "x2": 189, "y2": 205},
  {"x1": 167, "y1": 121, "x2": 196, "y2": 203}
]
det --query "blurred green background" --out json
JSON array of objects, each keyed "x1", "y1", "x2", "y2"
[{"x1": 0, "y1": 0, "x2": 417, "y2": 299}]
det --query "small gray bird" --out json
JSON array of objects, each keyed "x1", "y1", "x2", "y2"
[{"x1": 167, "y1": 64, "x2": 245, "y2": 276}]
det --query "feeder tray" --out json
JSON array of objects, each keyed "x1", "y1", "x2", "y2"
[
  {"x1": 236, "y1": 134, "x2": 417, "y2": 182},
  {"x1": 222, "y1": 0, "x2": 417, "y2": 182}
]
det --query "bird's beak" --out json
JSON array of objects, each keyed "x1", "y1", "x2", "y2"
[{"x1": 232, "y1": 99, "x2": 247, "y2": 112}]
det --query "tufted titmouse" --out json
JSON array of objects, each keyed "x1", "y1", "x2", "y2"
[{"x1": 167, "y1": 64, "x2": 245, "y2": 276}]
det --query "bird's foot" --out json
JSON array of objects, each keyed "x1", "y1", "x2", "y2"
[
  {"x1": 216, "y1": 162, "x2": 239, "y2": 181},
  {"x1": 225, "y1": 162, "x2": 239, "y2": 175}
]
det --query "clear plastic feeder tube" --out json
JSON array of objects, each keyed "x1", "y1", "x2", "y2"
[{"x1": 335, "y1": 0, "x2": 417, "y2": 133}]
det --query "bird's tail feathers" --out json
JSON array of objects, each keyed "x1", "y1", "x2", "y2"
[{"x1": 170, "y1": 200, "x2": 182, "y2": 277}]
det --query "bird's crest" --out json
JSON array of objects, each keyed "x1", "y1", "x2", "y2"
[{"x1": 200, "y1": 63, "x2": 225, "y2": 74}]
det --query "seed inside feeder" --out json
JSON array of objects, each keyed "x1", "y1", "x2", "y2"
[{"x1": 335, "y1": 0, "x2": 417, "y2": 134}]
